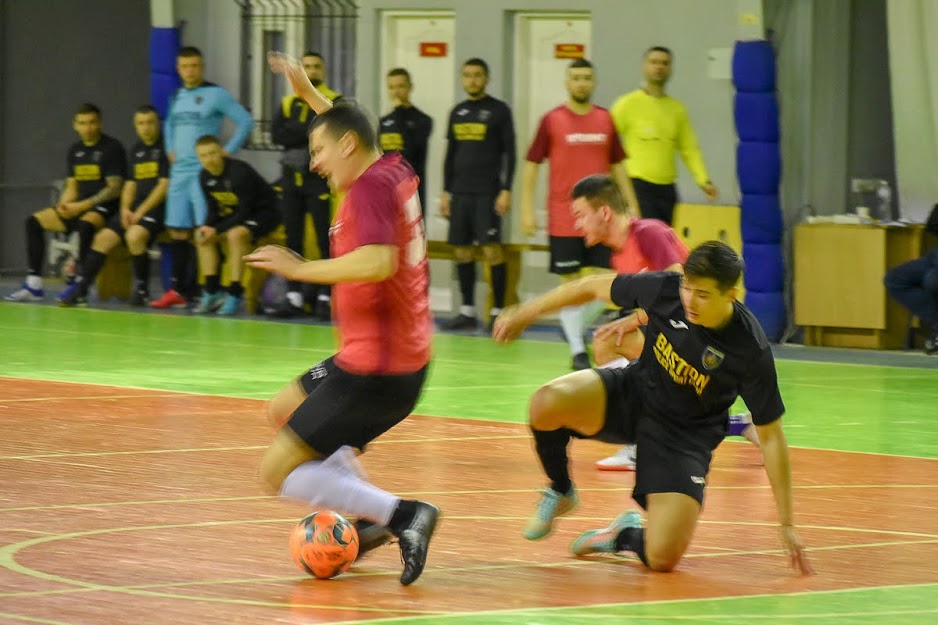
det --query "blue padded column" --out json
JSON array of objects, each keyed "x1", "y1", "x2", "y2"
[
  {"x1": 733, "y1": 40, "x2": 785, "y2": 341},
  {"x1": 149, "y1": 27, "x2": 181, "y2": 119}
]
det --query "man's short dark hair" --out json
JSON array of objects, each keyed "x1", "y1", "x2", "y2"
[
  {"x1": 135, "y1": 104, "x2": 159, "y2": 116},
  {"x1": 463, "y1": 57, "x2": 489, "y2": 75},
  {"x1": 178, "y1": 46, "x2": 203, "y2": 58},
  {"x1": 75, "y1": 102, "x2": 101, "y2": 118},
  {"x1": 645, "y1": 46, "x2": 672, "y2": 59},
  {"x1": 571, "y1": 174, "x2": 627, "y2": 214},
  {"x1": 310, "y1": 99, "x2": 379, "y2": 150},
  {"x1": 303, "y1": 51, "x2": 324, "y2": 61},
  {"x1": 569, "y1": 59, "x2": 593, "y2": 70},
  {"x1": 684, "y1": 241, "x2": 744, "y2": 291},
  {"x1": 195, "y1": 134, "x2": 221, "y2": 147},
  {"x1": 387, "y1": 67, "x2": 412, "y2": 82}
]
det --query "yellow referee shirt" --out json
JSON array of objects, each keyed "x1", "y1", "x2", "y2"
[{"x1": 609, "y1": 89, "x2": 710, "y2": 187}]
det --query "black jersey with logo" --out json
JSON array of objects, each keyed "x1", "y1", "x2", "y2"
[
  {"x1": 610, "y1": 272, "x2": 785, "y2": 453},
  {"x1": 66, "y1": 134, "x2": 127, "y2": 210},
  {"x1": 200, "y1": 157, "x2": 278, "y2": 232},
  {"x1": 379, "y1": 105, "x2": 432, "y2": 207},
  {"x1": 128, "y1": 139, "x2": 168, "y2": 207},
  {"x1": 443, "y1": 95, "x2": 516, "y2": 196}
]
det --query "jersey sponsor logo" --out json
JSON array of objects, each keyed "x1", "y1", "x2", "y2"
[
  {"x1": 210, "y1": 191, "x2": 239, "y2": 217},
  {"x1": 701, "y1": 346, "x2": 725, "y2": 370},
  {"x1": 136, "y1": 151, "x2": 146, "y2": 157},
  {"x1": 653, "y1": 331, "x2": 711, "y2": 396},
  {"x1": 380, "y1": 132, "x2": 404, "y2": 151},
  {"x1": 453, "y1": 122, "x2": 487, "y2": 141},
  {"x1": 307, "y1": 362, "x2": 328, "y2": 380},
  {"x1": 565, "y1": 132, "x2": 607, "y2": 144},
  {"x1": 75, "y1": 151, "x2": 85, "y2": 157},
  {"x1": 134, "y1": 162, "x2": 159, "y2": 180},
  {"x1": 669, "y1": 319, "x2": 688, "y2": 330},
  {"x1": 381, "y1": 119, "x2": 396, "y2": 127},
  {"x1": 207, "y1": 179, "x2": 218, "y2": 186},
  {"x1": 73, "y1": 163, "x2": 101, "y2": 181},
  {"x1": 456, "y1": 108, "x2": 469, "y2": 116}
]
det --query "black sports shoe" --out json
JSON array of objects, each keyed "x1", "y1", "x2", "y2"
[
  {"x1": 129, "y1": 290, "x2": 149, "y2": 307},
  {"x1": 266, "y1": 299, "x2": 303, "y2": 318},
  {"x1": 571, "y1": 352, "x2": 591, "y2": 371},
  {"x1": 353, "y1": 519, "x2": 393, "y2": 560},
  {"x1": 441, "y1": 314, "x2": 478, "y2": 331},
  {"x1": 395, "y1": 501, "x2": 440, "y2": 586}
]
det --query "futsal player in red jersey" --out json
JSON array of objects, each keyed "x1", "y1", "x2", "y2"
[{"x1": 245, "y1": 52, "x2": 438, "y2": 586}]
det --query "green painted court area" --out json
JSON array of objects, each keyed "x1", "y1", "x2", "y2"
[{"x1": 2, "y1": 302, "x2": 938, "y2": 624}]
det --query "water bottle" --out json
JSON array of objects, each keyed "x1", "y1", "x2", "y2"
[{"x1": 876, "y1": 181, "x2": 891, "y2": 222}]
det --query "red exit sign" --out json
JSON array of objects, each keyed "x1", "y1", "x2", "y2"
[
  {"x1": 420, "y1": 42, "x2": 448, "y2": 57},
  {"x1": 555, "y1": 43, "x2": 585, "y2": 59}
]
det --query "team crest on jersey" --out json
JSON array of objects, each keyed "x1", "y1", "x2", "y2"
[
  {"x1": 701, "y1": 346, "x2": 725, "y2": 370},
  {"x1": 195, "y1": 96, "x2": 203, "y2": 104}
]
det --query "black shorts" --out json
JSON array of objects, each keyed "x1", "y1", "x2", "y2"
[
  {"x1": 631, "y1": 178, "x2": 678, "y2": 226},
  {"x1": 216, "y1": 212, "x2": 280, "y2": 243},
  {"x1": 287, "y1": 356, "x2": 429, "y2": 456},
  {"x1": 103, "y1": 211, "x2": 165, "y2": 240},
  {"x1": 448, "y1": 193, "x2": 501, "y2": 246},
  {"x1": 549, "y1": 236, "x2": 612, "y2": 274},
  {"x1": 594, "y1": 365, "x2": 712, "y2": 510},
  {"x1": 61, "y1": 205, "x2": 115, "y2": 232}
]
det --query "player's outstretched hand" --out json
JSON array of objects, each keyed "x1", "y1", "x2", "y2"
[
  {"x1": 267, "y1": 51, "x2": 311, "y2": 96},
  {"x1": 492, "y1": 305, "x2": 532, "y2": 344},
  {"x1": 593, "y1": 310, "x2": 646, "y2": 346},
  {"x1": 244, "y1": 245, "x2": 306, "y2": 279},
  {"x1": 779, "y1": 525, "x2": 815, "y2": 576}
]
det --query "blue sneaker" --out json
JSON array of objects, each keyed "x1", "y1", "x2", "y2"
[
  {"x1": 4, "y1": 284, "x2": 44, "y2": 302},
  {"x1": 193, "y1": 291, "x2": 225, "y2": 314},
  {"x1": 570, "y1": 510, "x2": 643, "y2": 556},
  {"x1": 523, "y1": 487, "x2": 579, "y2": 540},
  {"x1": 57, "y1": 282, "x2": 87, "y2": 307},
  {"x1": 217, "y1": 293, "x2": 242, "y2": 316}
]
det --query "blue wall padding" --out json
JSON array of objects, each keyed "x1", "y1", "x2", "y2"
[
  {"x1": 732, "y1": 40, "x2": 776, "y2": 92},
  {"x1": 737, "y1": 142, "x2": 781, "y2": 194},
  {"x1": 740, "y1": 194, "x2": 784, "y2": 244},
  {"x1": 149, "y1": 27, "x2": 181, "y2": 119},
  {"x1": 734, "y1": 39, "x2": 785, "y2": 341},
  {"x1": 734, "y1": 92, "x2": 779, "y2": 142},
  {"x1": 743, "y1": 243, "x2": 785, "y2": 292}
]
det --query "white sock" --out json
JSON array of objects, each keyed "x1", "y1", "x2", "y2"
[
  {"x1": 599, "y1": 357, "x2": 630, "y2": 369},
  {"x1": 286, "y1": 291, "x2": 303, "y2": 308},
  {"x1": 317, "y1": 293, "x2": 330, "y2": 303},
  {"x1": 460, "y1": 305, "x2": 475, "y2": 317},
  {"x1": 559, "y1": 306, "x2": 585, "y2": 355},
  {"x1": 280, "y1": 452, "x2": 398, "y2": 525},
  {"x1": 582, "y1": 299, "x2": 606, "y2": 327},
  {"x1": 26, "y1": 275, "x2": 43, "y2": 290}
]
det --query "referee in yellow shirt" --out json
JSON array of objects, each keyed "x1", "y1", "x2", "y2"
[{"x1": 610, "y1": 46, "x2": 717, "y2": 225}]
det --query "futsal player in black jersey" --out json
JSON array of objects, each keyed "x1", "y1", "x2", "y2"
[
  {"x1": 192, "y1": 135, "x2": 281, "y2": 315},
  {"x1": 493, "y1": 241, "x2": 813, "y2": 575},
  {"x1": 59, "y1": 106, "x2": 169, "y2": 307},
  {"x1": 440, "y1": 58, "x2": 516, "y2": 332},
  {"x1": 5, "y1": 103, "x2": 126, "y2": 302},
  {"x1": 379, "y1": 68, "x2": 432, "y2": 212}
]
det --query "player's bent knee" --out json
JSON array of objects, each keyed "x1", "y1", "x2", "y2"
[
  {"x1": 528, "y1": 383, "x2": 566, "y2": 430},
  {"x1": 643, "y1": 547, "x2": 683, "y2": 572}
]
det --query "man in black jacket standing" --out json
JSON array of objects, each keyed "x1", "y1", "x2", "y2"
[{"x1": 379, "y1": 68, "x2": 432, "y2": 214}]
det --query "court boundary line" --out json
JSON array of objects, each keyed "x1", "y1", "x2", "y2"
[{"x1": 2, "y1": 376, "x2": 936, "y2": 463}]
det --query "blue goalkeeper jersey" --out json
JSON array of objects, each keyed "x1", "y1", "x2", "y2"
[{"x1": 164, "y1": 81, "x2": 253, "y2": 171}]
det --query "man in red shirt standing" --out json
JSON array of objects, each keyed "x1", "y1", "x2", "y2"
[
  {"x1": 246, "y1": 52, "x2": 438, "y2": 586},
  {"x1": 569, "y1": 174, "x2": 758, "y2": 470},
  {"x1": 520, "y1": 59, "x2": 639, "y2": 370}
]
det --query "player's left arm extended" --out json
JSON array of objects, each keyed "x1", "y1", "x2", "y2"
[
  {"x1": 246, "y1": 244, "x2": 397, "y2": 284},
  {"x1": 756, "y1": 418, "x2": 794, "y2": 526},
  {"x1": 79, "y1": 175, "x2": 124, "y2": 212}
]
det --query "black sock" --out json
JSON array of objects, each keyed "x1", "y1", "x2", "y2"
[
  {"x1": 131, "y1": 253, "x2": 150, "y2": 291},
  {"x1": 490, "y1": 262, "x2": 507, "y2": 309},
  {"x1": 387, "y1": 499, "x2": 418, "y2": 535},
  {"x1": 170, "y1": 240, "x2": 190, "y2": 293},
  {"x1": 615, "y1": 527, "x2": 648, "y2": 565},
  {"x1": 532, "y1": 427, "x2": 573, "y2": 495},
  {"x1": 204, "y1": 275, "x2": 220, "y2": 295},
  {"x1": 456, "y1": 262, "x2": 476, "y2": 308},
  {"x1": 75, "y1": 220, "x2": 97, "y2": 264},
  {"x1": 228, "y1": 280, "x2": 243, "y2": 297},
  {"x1": 25, "y1": 216, "x2": 45, "y2": 276},
  {"x1": 78, "y1": 250, "x2": 107, "y2": 296}
]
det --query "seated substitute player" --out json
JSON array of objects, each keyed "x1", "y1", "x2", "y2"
[
  {"x1": 5, "y1": 103, "x2": 125, "y2": 301},
  {"x1": 567, "y1": 174, "x2": 759, "y2": 471},
  {"x1": 493, "y1": 241, "x2": 813, "y2": 575},
  {"x1": 59, "y1": 105, "x2": 169, "y2": 307},
  {"x1": 191, "y1": 135, "x2": 281, "y2": 315},
  {"x1": 245, "y1": 51, "x2": 440, "y2": 587}
]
